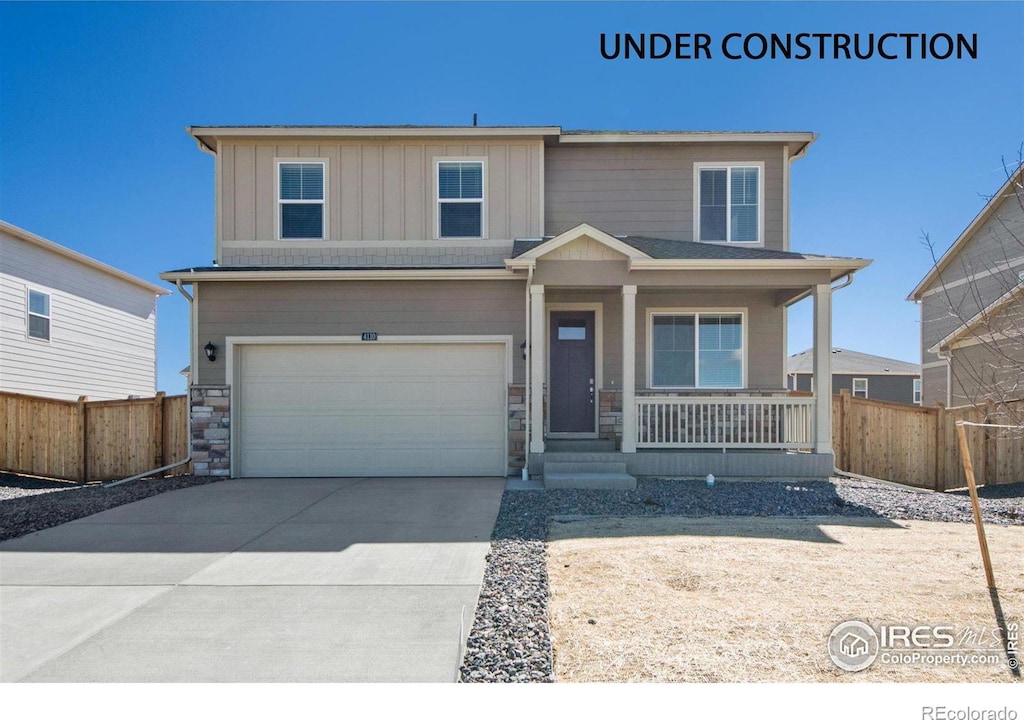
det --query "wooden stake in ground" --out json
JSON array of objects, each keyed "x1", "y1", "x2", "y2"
[{"x1": 955, "y1": 421, "x2": 996, "y2": 589}]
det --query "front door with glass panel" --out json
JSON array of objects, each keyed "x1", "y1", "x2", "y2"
[{"x1": 549, "y1": 311, "x2": 596, "y2": 434}]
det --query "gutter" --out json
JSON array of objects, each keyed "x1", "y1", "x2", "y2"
[{"x1": 785, "y1": 271, "x2": 856, "y2": 307}]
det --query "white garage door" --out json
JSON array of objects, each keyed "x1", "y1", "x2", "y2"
[{"x1": 236, "y1": 342, "x2": 507, "y2": 477}]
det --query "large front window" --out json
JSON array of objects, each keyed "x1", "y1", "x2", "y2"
[
  {"x1": 650, "y1": 312, "x2": 744, "y2": 388},
  {"x1": 697, "y1": 164, "x2": 761, "y2": 243},
  {"x1": 278, "y1": 161, "x2": 325, "y2": 239},
  {"x1": 437, "y1": 160, "x2": 483, "y2": 238}
]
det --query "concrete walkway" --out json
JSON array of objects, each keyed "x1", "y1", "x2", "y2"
[{"x1": 0, "y1": 477, "x2": 505, "y2": 682}]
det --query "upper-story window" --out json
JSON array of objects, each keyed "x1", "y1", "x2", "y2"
[
  {"x1": 695, "y1": 162, "x2": 762, "y2": 244},
  {"x1": 278, "y1": 160, "x2": 326, "y2": 240},
  {"x1": 437, "y1": 160, "x2": 484, "y2": 238},
  {"x1": 913, "y1": 378, "x2": 922, "y2": 404},
  {"x1": 27, "y1": 289, "x2": 50, "y2": 341}
]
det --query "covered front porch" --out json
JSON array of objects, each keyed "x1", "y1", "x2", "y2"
[{"x1": 507, "y1": 224, "x2": 869, "y2": 484}]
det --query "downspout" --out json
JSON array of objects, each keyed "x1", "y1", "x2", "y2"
[
  {"x1": 105, "y1": 279, "x2": 195, "y2": 488},
  {"x1": 825, "y1": 272, "x2": 856, "y2": 478},
  {"x1": 522, "y1": 265, "x2": 534, "y2": 481}
]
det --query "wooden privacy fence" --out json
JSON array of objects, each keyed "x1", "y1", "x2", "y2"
[
  {"x1": 0, "y1": 391, "x2": 190, "y2": 483},
  {"x1": 832, "y1": 390, "x2": 1024, "y2": 491}
]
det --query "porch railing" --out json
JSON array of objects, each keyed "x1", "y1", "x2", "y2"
[{"x1": 636, "y1": 396, "x2": 816, "y2": 449}]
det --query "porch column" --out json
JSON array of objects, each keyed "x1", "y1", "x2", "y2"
[
  {"x1": 621, "y1": 285, "x2": 637, "y2": 453},
  {"x1": 812, "y1": 283, "x2": 833, "y2": 454},
  {"x1": 529, "y1": 284, "x2": 546, "y2": 454}
]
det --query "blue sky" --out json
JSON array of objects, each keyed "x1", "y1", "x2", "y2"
[{"x1": 1, "y1": 1, "x2": 1021, "y2": 394}]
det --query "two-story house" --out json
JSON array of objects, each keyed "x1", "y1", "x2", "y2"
[
  {"x1": 161, "y1": 125, "x2": 870, "y2": 483},
  {"x1": 1, "y1": 220, "x2": 168, "y2": 401},
  {"x1": 908, "y1": 164, "x2": 1024, "y2": 408}
]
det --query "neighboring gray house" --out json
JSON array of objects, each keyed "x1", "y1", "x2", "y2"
[
  {"x1": 162, "y1": 125, "x2": 870, "y2": 482},
  {"x1": 908, "y1": 165, "x2": 1024, "y2": 408},
  {"x1": 787, "y1": 347, "x2": 922, "y2": 405},
  {"x1": 0, "y1": 220, "x2": 168, "y2": 400}
]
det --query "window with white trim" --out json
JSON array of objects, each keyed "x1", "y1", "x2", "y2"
[
  {"x1": 853, "y1": 377, "x2": 868, "y2": 398},
  {"x1": 696, "y1": 164, "x2": 761, "y2": 243},
  {"x1": 27, "y1": 289, "x2": 50, "y2": 341},
  {"x1": 913, "y1": 378, "x2": 922, "y2": 404},
  {"x1": 278, "y1": 161, "x2": 325, "y2": 239},
  {"x1": 437, "y1": 160, "x2": 483, "y2": 238},
  {"x1": 650, "y1": 312, "x2": 743, "y2": 388}
]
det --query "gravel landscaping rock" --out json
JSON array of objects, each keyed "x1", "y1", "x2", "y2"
[
  {"x1": 0, "y1": 473, "x2": 224, "y2": 542},
  {"x1": 459, "y1": 477, "x2": 1023, "y2": 682}
]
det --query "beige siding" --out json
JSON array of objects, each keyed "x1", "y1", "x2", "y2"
[
  {"x1": 545, "y1": 143, "x2": 787, "y2": 250},
  {"x1": 195, "y1": 280, "x2": 528, "y2": 385},
  {"x1": 0, "y1": 231, "x2": 159, "y2": 400},
  {"x1": 545, "y1": 288, "x2": 785, "y2": 392},
  {"x1": 217, "y1": 137, "x2": 544, "y2": 266}
]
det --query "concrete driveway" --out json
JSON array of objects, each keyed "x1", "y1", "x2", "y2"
[{"x1": 0, "y1": 477, "x2": 504, "y2": 682}]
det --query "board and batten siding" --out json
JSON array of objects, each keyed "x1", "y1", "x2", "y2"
[
  {"x1": 216, "y1": 138, "x2": 544, "y2": 266},
  {"x1": 195, "y1": 280, "x2": 528, "y2": 385},
  {"x1": 544, "y1": 143, "x2": 787, "y2": 250},
  {"x1": 0, "y1": 231, "x2": 159, "y2": 401}
]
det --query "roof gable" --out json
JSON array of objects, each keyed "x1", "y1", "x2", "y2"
[
  {"x1": 510, "y1": 223, "x2": 650, "y2": 261},
  {"x1": 909, "y1": 164, "x2": 1024, "y2": 300}
]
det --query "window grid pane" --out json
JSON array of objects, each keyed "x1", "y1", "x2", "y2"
[
  {"x1": 281, "y1": 204, "x2": 324, "y2": 239},
  {"x1": 29, "y1": 290, "x2": 49, "y2": 316},
  {"x1": 438, "y1": 162, "x2": 482, "y2": 200},
  {"x1": 439, "y1": 203, "x2": 482, "y2": 237},
  {"x1": 699, "y1": 166, "x2": 758, "y2": 243},
  {"x1": 28, "y1": 314, "x2": 50, "y2": 340},
  {"x1": 652, "y1": 314, "x2": 742, "y2": 388}
]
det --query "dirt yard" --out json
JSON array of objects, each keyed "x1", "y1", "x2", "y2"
[{"x1": 546, "y1": 516, "x2": 1023, "y2": 682}]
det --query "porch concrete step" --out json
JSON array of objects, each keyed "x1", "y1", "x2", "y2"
[
  {"x1": 543, "y1": 460, "x2": 628, "y2": 475},
  {"x1": 544, "y1": 439, "x2": 616, "y2": 453},
  {"x1": 543, "y1": 472, "x2": 638, "y2": 491},
  {"x1": 540, "y1": 452, "x2": 624, "y2": 463}
]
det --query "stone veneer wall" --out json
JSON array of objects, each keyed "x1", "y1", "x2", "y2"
[
  {"x1": 508, "y1": 385, "x2": 526, "y2": 474},
  {"x1": 599, "y1": 389, "x2": 623, "y2": 447},
  {"x1": 191, "y1": 385, "x2": 230, "y2": 476}
]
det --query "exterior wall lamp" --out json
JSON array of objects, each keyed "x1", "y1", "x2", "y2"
[
  {"x1": 520, "y1": 341, "x2": 527, "y2": 361},
  {"x1": 204, "y1": 342, "x2": 217, "y2": 362}
]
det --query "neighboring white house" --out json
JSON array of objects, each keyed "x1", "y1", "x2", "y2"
[{"x1": 0, "y1": 220, "x2": 169, "y2": 400}]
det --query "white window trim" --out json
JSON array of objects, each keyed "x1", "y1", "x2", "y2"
[
  {"x1": 26, "y1": 287, "x2": 51, "y2": 343},
  {"x1": 646, "y1": 308, "x2": 747, "y2": 390},
  {"x1": 913, "y1": 378, "x2": 923, "y2": 405},
  {"x1": 275, "y1": 158, "x2": 328, "y2": 241},
  {"x1": 853, "y1": 377, "x2": 869, "y2": 398},
  {"x1": 435, "y1": 157, "x2": 487, "y2": 240},
  {"x1": 693, "y1": 161, "x2": 765, "y2": 245}
]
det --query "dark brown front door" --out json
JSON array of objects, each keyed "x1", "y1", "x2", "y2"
[{"x1": 549, "y1": 311, "x2": 596, "y2": 433}]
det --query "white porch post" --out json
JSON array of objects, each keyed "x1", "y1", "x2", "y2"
[
  {"x1": 529, "y1": 284, "x2": 546, "y2": 454},
  {"x1": 621, "y1": 285, "x2": 637, "y2": 453},
  {"x1": 812, "y1": 283, "x2": 833, "y2": 454}
]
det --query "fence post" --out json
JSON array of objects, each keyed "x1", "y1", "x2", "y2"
[
  {"x1": 934, "y1": 402, "x2": 946, "y2": 492},
  {"x1": 837, "y1": 390, "x2": 851, "y2": 472},
  {"x1": 153, "y1": 392, "x2": 166, "y2": 467},
  {"x1": 984, "y1": 400, "x2": 997, "y2": 487},
  {"x1": 77, "y1": 396, "x2": 89, "y2": 483}
]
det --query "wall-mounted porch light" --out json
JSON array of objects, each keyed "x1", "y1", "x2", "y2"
[
  {"x1": 520, "y1": 341, "x2": 527, "y2": 360},
  {"x1": 204, "y1": 342, "x2": 217, "y2": 362}
]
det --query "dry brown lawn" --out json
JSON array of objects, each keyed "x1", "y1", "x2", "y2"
[{"x1": 546, "y1": 516, "x2": 1023, "y2": 682}]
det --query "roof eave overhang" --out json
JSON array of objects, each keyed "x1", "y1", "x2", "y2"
[
  {"x1": 907, "y1": 164, "x2": 1024, "y2": 301},
  {"x1": 557, "y1": 131, "x2": 817, "y2": 156},
  {"x1": 159, "y1": 268, "x2": 519, "y2": 283},
  {"x1": 1, "y1": 221, "x2": 170, "y2": 296},
  {"x1": 187, "y1": 125, "x2": 563, "y2": 152},
  {"x1": 508, "y1": 256, "x2": 870, "y2": 277}
]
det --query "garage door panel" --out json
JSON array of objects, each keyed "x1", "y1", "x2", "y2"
[{"x1": 237, "y1": 342, "x2": 506, "y2": 477}]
